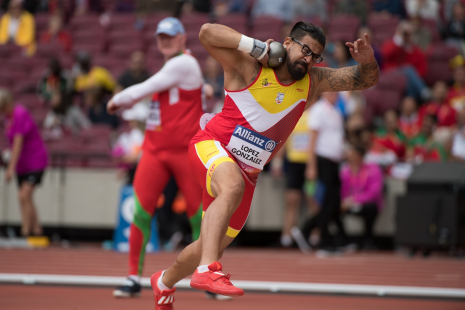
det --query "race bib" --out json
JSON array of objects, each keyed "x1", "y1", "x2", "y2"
[
  {"x1": 226, "y1": 125, "x2": 278, "y2": 171},
  {"x1": 146, "y1": 100, "x2": 161, "y2": 130}
]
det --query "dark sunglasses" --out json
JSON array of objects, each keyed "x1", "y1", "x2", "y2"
[{"x1": 291, "y1": 38, "x2": 324, "y2": 64}]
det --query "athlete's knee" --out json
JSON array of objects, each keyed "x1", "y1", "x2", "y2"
[
  {"x1": 18, "y1": 184, "x2": 33, "y2": 204},
  {"x1": 286, "y1": 190, "x2": 301, "y2": 207},
  {"x1": 132, "y1": 201, "x2": 152, "y2": 228},
  {"x1": 224, "y1": 178, "x2": 245, "y2": 199}
]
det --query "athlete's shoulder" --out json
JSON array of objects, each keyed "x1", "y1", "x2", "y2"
[{"x1": 165, "y1": 52, "x2": 201, "y2": 73}]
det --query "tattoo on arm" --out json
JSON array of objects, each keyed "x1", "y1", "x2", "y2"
[{"x1": 312, "y1": 61, "x2": 380, "y2": 93}]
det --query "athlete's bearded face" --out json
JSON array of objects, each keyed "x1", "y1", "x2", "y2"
[
  {"x1": 283, "y1": 35, "x2": 324, "y2": 81},
  {"x1": 156, "y1": 33, "x2": 186, "y2": 59}
]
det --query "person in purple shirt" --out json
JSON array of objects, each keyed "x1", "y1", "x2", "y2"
[
  {"x1": 0, "y1": 89, "x2": 48, "y2": 237},
  {"x1": 340, "y1": 143, "x2": 383, "y2": 250}
]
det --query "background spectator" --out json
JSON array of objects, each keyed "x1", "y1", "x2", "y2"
[
  {"x1": 39, "y1": 14, "x2": 72, "y2": 53},
  {"x1": 340, "y1": 144, "x2": 383, "y2": 250},
  {"x1": 420, "y1": 81, "x2": 457, "y2": 128},
  {"x1": 0, "y1": 0, "x2": 36, "y2": 56},
  {"x1": 448, "y1": 56, "x2": 465, "y2": 111},
  {"x1": 399, "y1": 96, "x2": 421, "y2": 140},
  {"x1": 443, "y1": 2, "x2": 465, "y2": 54},
  {"x1": 112, "y1": 102, "x2": 146, "y2": 185},
  {"x1": 366, "y1": 110, "x2": 407, "y2": 168},
  {"x1": 333, "y1": 0, "x2": 368, "y2": 24},
  {"x1": 373, "y1": 0, "x2": 406, "y2": 18},
  {"x1": 117, "y1": 51, "x2": 151, "y2": 92},
  {"x1": 381, "y1": 20, "x2": 430, "y2": 102},
  {"x1": 43, "y1": 90, "x2": 91, "y2": 139},
  {"x1": 346, "y1": 112, "x2": 368, "y2": 147},
  {"x1": 405, "y1": 0, "x2": 440, "y2": 21},
  {"x1": 327, "y1": 41, "x2": 358, "y2": 69},
  {"x1": 203, "y1": 56, "x2": 224, "y2": 100},
  {"x1": 252, "y1": 0, "x2": 293, "y2": 22},
  {"x1": 408, "y1": 114, "x2": 448, "y2": 162},
  {"x1": 293, "y1": 0, "x2": 328, "y2": 23},
  {"x1": 410, "y1": 15, "x2": 432, "y2": 51},
  {"x1": 451, "y1": 109, "x2": 465, "y2": 161},
  {"x1": 0, "y1": 88, "x2": 47, "y2": 237},
  {"x1": 271, "y1": 109, "x2": 317, "y2": 250},
  {"x1": 85, "y1": 87, "x2": 119, "y2": 129},
  {"x1": 301, "y1": 92, "x2": 347, "y2": 252},
  {"x1": 1, "y1": 0, "x2": 38, "y2": 14},
  {"x1": 214, "y1": 0, "x2": 248, "y2": 16},
  {"x1": 73, "y1": 0, "x2": 103, "y2": 15},
  {"x1": 73, "y1": 52, "x2": 117, "y2": 95},
  {"x1": 37, "y1": 58, "x2": 71, "y2": 103}
]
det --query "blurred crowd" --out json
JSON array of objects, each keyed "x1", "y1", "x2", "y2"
[{"x1": 1, "y1": 0, "x2": 465, "y2": 246}]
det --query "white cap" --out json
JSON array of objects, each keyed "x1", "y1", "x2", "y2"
[{"x1": 122, "y1": 102, "x2": 148, "y2": 121}]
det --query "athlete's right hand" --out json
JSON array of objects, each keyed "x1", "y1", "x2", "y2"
[
  {"x1": 257, "y1": 39, "x2": 274, "y2": 68},
  {"x1": 107, "y1": 99, "x2": 119, "y2": 115}
]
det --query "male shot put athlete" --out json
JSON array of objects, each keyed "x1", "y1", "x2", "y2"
[{"x1": 149, "y1": 21, "x2": 379, "y2": 309}]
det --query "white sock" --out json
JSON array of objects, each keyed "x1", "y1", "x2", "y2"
[
  {"x1": 158, "y1": 270, "x2": 172, "y2": 291},
  {"x1": 197, "y1": 265, "x2": 209, "y2": 273},
  {"x1": 128, "y1": 275, "x2": 140, "y2": 284},
  {"x1": 281, "y1": 234, "x2": 292, "y2": 247}
]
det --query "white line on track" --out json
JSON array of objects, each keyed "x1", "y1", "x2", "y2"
[{"x1": 1, "y1": 273, "x2": 464, "y2": 299}]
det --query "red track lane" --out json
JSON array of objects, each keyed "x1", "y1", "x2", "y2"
[
  {"x1": 1, "y1": 285, "x2": 465, "y2": 310},
  {"x1": 1, "y1": 246, "x2": 465, "y2": 289}
]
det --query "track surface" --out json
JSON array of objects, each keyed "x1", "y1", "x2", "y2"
[
  {"x1": 2, "y1": 285, "x2": 465, "y2": 310},
  {"x1": 0, "y1": 245, "x2": 464, "y2": 309},
  {"x1": 1, "y1": 246, "x2": 464, "y2": 288}
]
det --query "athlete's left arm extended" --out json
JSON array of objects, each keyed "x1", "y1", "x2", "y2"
[{"x1": 310, "y1": 33, "x2": 380, "y2": 95}]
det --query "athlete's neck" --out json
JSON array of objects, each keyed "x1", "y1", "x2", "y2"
[
  {"x1": 274, "y1": 63, "x2": 295, "y2": 85},
  {"x1": 164, "y1": 49, "x2": 185, "y2": 62}
]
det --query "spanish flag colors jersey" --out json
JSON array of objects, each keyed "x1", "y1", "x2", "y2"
[{"x1": 191, "y1": 66, "x2": 311, "y2": 184}]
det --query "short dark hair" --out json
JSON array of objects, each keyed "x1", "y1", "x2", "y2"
[
  {"x1": 289, "y1": 21, "x2": 326, "y2": 48},
  {"x1": 424, "y1": 113, "x2": 438, "y2": 124},
  {"x1": 348, "y1": 143, "x2": 367, "y2": 157}
]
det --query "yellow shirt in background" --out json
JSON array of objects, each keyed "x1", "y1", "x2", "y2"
[
  {"x1": 0, "y1": 11, "x2": 36, "y2": 56},
  {"x1": 285, "y1": 109, "x2": 310, "y2": 163},
  {"x1": 74, "y1": 66, "x2": 117, "y2": 93}
]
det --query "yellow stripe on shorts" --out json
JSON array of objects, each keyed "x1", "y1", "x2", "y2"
[
  {"x1": 194, "y1": 140, "x2": 233, "y2": 197},
  {"x1": 206, "y1": 156, "x2": 234, "y2": 197},
  {"x1": 202, "y1": 212, "x2": 241, "y2": 238}
]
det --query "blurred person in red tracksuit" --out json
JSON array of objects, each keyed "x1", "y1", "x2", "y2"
[{"x1": 381, "y1": 20, "x2": 430, "y2": 102}]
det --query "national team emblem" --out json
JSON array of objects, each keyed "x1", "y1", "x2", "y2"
[
  {"x1": 262, "y1": 78, "x2": 272, "y2": 87},
  {"x1": 276, "y1": 92, "x2": 285, "y2": 104}
]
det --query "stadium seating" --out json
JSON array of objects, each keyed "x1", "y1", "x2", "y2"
[
  {"x1": 108, "y1": 13, "x2": 135, "y2": 32},
  {"x1": 216, "y1": 13, "x2": 248, "y2": 34},
  {"x1": 364, "y1": 88, "x2": 402, "y2": 116},
  {"x1": 69, "y1": 14, "x2": 102, "y2": 32},
  {"x1": 328, "y1": 15, "x2": 360, "y2": 43}
]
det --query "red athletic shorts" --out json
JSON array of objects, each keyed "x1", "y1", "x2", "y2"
[{"x1": 188, "y1": 139, "x2": 255, "y2": 238}]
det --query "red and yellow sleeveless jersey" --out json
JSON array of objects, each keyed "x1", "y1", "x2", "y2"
[{"x1": 191, "y1": 66, "x2": 311, "y2": 184}]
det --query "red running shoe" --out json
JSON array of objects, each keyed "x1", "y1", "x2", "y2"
[
  {"x1": 150, "y1": 271, "x2": 176, "y2": 310},
  {"x1": 190, "y1": 261, "x2": 244, "y2": 297}
]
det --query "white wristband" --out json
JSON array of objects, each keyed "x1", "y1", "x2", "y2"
[{"x1": 238, "y1": 35, "x2": 254, "y2": 53}]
